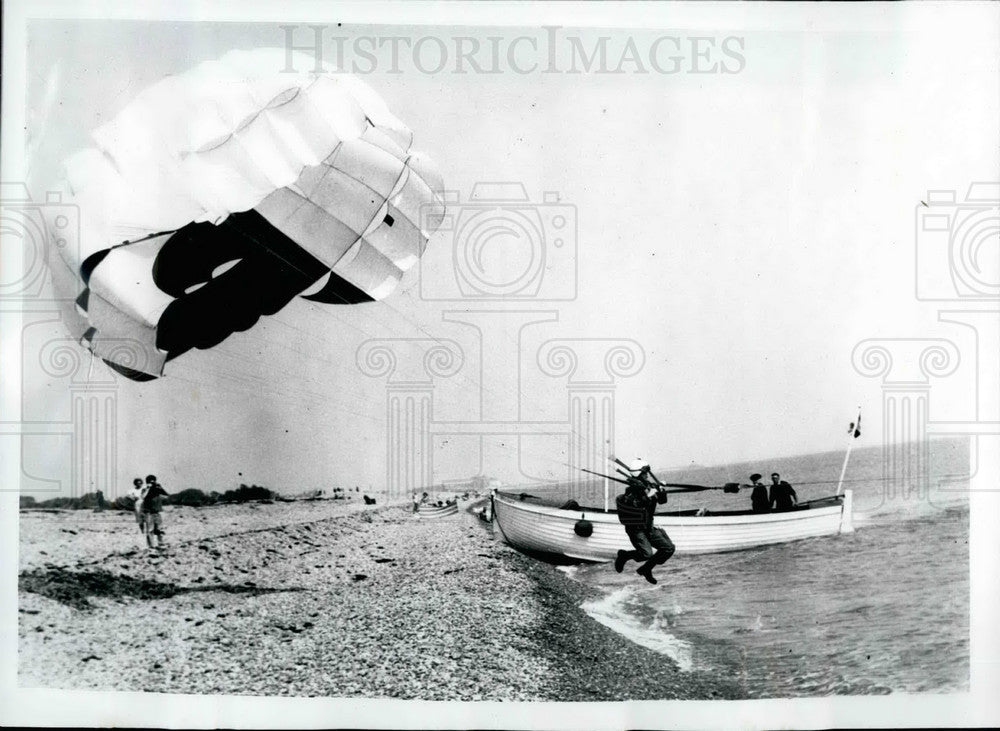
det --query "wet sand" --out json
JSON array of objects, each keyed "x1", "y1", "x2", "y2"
[{"x1": 18, "y1": 499, "x2": 742, "y2": 700}]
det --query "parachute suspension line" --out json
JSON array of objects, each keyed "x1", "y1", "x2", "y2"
[
  {"x1": 178, "y1": 353, "x2": 589, "y2": 478},
  {"x1": 169, "y1": 375, "x2": 334, "y2": 420},
  {"x1": 215, "y1": 211, "x2": 598, "y2": 460},
  {"x1": 454, "y1": 430, "x2": 602, "y2": 481},
  {"x1": 220, "y1": 216, "x2": 596, "y2": 456},
  {"x1": 188, "y1": 354, "x2": 324, "y2": 407},
  {"x1": 205, "y1": 343, "x2": 386, "y2": 416},
  {"x1": 270, "y1": 300, "x2": 371, "y2": 340},
  {"x1": 168, "y1": 292, "x2": 597, "y2": 465},
  {"x1": 361, "y1": 297, "x2": 600, "y2": 455},
  {"x1": 206, "y1": 334, "x2": 331, "y2": 385},
  {"x1": 167, "y1": 367, "x2": 389, "y2": 427},
  {"x1": 281, "y1": 300, "x2": 608, "y2": 474},
  {"x1": 228, "y1": 311, "x2": 474, "y2": 415},
  {"x1": 195, "y1": 357, "x2": 372, "y2": 418},
  {"x1": 169, "y1": 345, "x2": 333, "y2": 403},
  {"x1": 289, "y1": 293, "x2": 597, "y2": 455},
  {"x1": 214, "y1": 324, "x2": 347, "y2": 375},
  {"x1": 166, "y1": 364, "x2": 316, "y2": 408}
]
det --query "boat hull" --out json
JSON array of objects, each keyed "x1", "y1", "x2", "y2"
[{"x1": 493, "y1": 490, "x2": 854, "y2": 561}]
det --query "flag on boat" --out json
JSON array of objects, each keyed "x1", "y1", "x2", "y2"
[{"x1": 848, "y1": 414, "x2": 861, "y2": 438}]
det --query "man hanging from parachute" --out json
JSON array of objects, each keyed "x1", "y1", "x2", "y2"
[
  {"x1": 613, "y1": 458, "x2": 676, "y2": 584},
  {"x1": 42, "y1": 47, "x2": 446, "y2": 381}
]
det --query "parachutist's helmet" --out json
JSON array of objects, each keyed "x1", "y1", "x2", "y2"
[
  {"x1": 146, "y1": 474, "x2": 157, "y2": 484},
  {"x1": 629, "y1": 458, "x2": 650, "y2": 472},
  {"x1": 133, "y1": 478, "x2": 143, "y2": 486}
]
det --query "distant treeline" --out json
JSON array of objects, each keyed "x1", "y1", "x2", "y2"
[{"x1": 20, "y1": 484, "x2": 281, "y2": 511}]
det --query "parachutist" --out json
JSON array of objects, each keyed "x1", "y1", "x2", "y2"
[{"x1": 613, "y1": 459, "x2": 675, "y2": 584}]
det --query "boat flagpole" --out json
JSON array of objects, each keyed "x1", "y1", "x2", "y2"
[
  {"x1": 836, "y1": 407, "x2": 862, "y2": 496},
  {"x1": 603, "y1": 440, "x2": 610, "y2": 512}
]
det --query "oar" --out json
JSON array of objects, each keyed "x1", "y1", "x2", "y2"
[
  {"x1": 581, "y1": 468, "x2": 631, "y2": 486},
  {"x1": 658, "y1": 481, "x2": 741, "y2": 492},
  {"x1": 608, "y1": 454, "x2": 632, "y2": 471},
  {"x1": 608, "y1": 454, "x2": 737, "y2": 491},
  {"x1": 582, "y1": 468, "x2": 740, "y2": 494}
]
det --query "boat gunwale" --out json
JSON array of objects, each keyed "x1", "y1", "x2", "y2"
[{"x1": 493, "y1": 491, "x2": 845, "y2": 526}]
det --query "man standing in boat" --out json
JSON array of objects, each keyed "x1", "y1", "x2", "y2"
[
  {"x1": 613, "y1": 459, "x2": 675, "y2": 584},
  {"x1": 769, "y1": 472, "x2": 798, "y2": 511},
  {"x1": 749, "y1": 473, "x2": 770, "y2": 513}
]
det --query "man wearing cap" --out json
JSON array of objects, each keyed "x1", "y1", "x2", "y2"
[
  {"x1": 769, "y1": 472, "x2": 798, "y2": 511},
  {"x1": 749, "y1": 473, "x2": 770, "y2": 513},
  {"x1": 613, "y1": 458, "x2": 676, "y2": 584}
]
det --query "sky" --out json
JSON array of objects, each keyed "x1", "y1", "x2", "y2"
[{"x1": 12, "y1": 12, "x2": 1000, "y2": 496}]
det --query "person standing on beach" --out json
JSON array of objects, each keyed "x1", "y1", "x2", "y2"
[
  {"x1": 769, "y1": 472, "x2": 798, "y2": 511},
  {"x1": 140, "y1": 475, "x2": 169, "y2": 550},
  {"x1": 130, "y1": 478, "x2": 146, "y2": 533},
  {"x1": 613, "y1": 459, "x2": 675, "y2": 584},
  {"x1": 749, "y1": 473, "x2": 770, "y2": 513}
]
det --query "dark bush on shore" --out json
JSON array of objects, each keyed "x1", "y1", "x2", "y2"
[
  {"x1": 21, "y1": 484, "x2": 278, "y2": 511},
  {"x1": 26, "y1": 491, "x2": 105, "y2": 510},
  {"x1": 220, "y1": 484, "x2": 277, "y2": 504},
  {"x1": 169, "y1": 488, "x2": 216, "y2": 507}
]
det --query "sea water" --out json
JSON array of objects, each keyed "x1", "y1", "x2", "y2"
[{"x1": 539, "y1": 438, "x2": 969, "y2": 697}]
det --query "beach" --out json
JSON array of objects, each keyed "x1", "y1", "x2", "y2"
[{"x1": 18, "y1": 499, "x2": 742, "y2": 701}]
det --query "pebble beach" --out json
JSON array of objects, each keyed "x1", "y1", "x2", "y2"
[{"x1": 18, "y1": 498, "x2": 743, "y2": 701}]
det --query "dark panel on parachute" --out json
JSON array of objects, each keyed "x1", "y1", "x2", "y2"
[
  {"x1": 80, "y1": 249, "x2": 110, "y2": 285},
  {"x1": 153, "y1": 210, "x2": 330, "y2": 360}
]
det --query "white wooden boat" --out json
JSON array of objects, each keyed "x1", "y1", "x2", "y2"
[{"x1": 492, "y1": 490, "x2": 854, "y2": 561}]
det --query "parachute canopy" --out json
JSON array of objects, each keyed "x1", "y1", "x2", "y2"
[{"x1": 45, "y1": 48, "x2": 445, "y2": 381}]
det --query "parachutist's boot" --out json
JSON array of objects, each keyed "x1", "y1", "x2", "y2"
[
  {"x1": 614, "y1": 550, "x2": 629, "y2": 573},
  {"x1": 637, "y1": 564, "x2": 657, "y2": 584}
]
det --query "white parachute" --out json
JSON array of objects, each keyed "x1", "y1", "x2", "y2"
[{"x1": 44, "y1": 48, "x2": 445, "y2": 380}]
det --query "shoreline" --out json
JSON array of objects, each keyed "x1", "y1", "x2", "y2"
[{"x1": 18, "y1": 499, "x2": 743, "y2": 700}]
